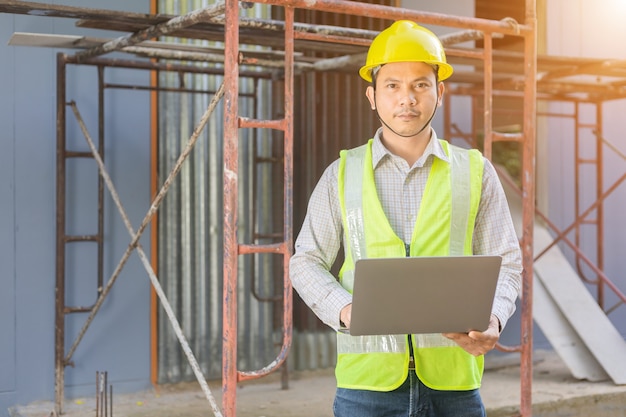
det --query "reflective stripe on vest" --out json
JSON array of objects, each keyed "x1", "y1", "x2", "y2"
[
  {"x1": 448, "y1": 144, "x2": 471, "y2": 256},
  {"x1": 336, "y1": 138, "x2": 485, "y2": 391}
]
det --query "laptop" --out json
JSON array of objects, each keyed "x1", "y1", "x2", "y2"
[{"x1": 345, "y1": 255, "x2": 502, "y2": 336}]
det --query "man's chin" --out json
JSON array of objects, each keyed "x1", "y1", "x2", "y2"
[{"x1": 391, "y1": 126, "x2": 425, "y2": 138}]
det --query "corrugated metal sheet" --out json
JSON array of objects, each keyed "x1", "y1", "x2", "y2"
[
  {"x1": 156, "y1": 0, "x2": 280, "y2": 383},
  {"x1": 291, "y1": 4, "x2": 390, "y2": 332},
  {"x1": 156, "y1": 0, "x2": 394, "y2": 383}
]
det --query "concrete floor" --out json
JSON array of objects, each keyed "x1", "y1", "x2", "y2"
[{"x1": 12, "y1": 350, "x2": 626, "y2": 417}]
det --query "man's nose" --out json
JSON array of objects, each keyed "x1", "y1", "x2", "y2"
[{"x1": 400, "y1": 89, "x2": 417, "y2": 105}]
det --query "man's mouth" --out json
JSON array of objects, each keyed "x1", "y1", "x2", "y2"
[{"x1": 396, "y1": 111, "x2": 419, "y2": 119}]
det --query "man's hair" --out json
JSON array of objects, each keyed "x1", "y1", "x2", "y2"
[{"x1": 370, "y1": 65, "x2": 382, "y2": 86}]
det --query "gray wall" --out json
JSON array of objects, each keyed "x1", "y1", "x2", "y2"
[{"x1": 0, "y1": 1, "x2": 152, "y2": 415}]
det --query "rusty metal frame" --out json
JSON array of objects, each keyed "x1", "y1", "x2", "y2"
[
  {"x1": 444, "y1": 88, "x2": 626, "y2": 316},
  {"x1": 220, "y1": 2, "x2": 296, "y2": 416},
  {"x1": 56, "y1": 53, "x2": 231, "y2": 416},
  {"x1": 6, "y1": 1, "x2": 538, "y2": 416},
  {"x1": 444, "y1": 87, "x2": 626, "y2": 414},
  {"x1": 52, "y1": 51, "x2": 284, "y2": 417}
]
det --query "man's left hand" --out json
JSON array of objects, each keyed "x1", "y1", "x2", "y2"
[{"x1": 442, "y1": 314, "x2": 501, "y2": 356}]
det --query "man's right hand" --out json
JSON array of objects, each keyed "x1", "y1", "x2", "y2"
[{"x1": 340, "y1": 304, "x2": 352, "y2": 329}]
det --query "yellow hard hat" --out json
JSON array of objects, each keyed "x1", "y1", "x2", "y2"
[{"x1": 359, "y1": 20, "x2": 454, "y2": 82}]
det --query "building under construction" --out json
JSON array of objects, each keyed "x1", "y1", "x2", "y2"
[{"x1": 1, "y1": 0, "x2": 626, "y2": 416}]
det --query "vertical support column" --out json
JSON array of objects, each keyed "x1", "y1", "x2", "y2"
[
  {"x1": 282, "y1": 4, "x2": 295, "y2": 392},
  {"x1": 574, "y1": 102, "x2": 581, "y2": 259},
  {"x1": 573, "y1": 101, "x2": 604, "y2": 304},
  {"x1": 222, "y1": 0, "x2": 239, "y2": 416},
  {"x1": 595, "y1": 102, "x2": 605, "y2": 307},
  {"x1": 482, "y1": 33, "x2": 493, "y2": 160},
  {"x1": 520, "y1": 1, "x2": 537, "y2": 416},
  {"x1": 55, "y1": 52, "x2": 67, "y2": 416},
  {"x1": 97, "y1": 66, "x2": 106, "y2": 298}
]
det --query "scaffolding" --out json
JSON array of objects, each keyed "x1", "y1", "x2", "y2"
[{"x1": 4, "y1": 0, "x2": 626, "y2": 416}]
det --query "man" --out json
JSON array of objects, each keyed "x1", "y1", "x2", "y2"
[{"x1": 290, "y1": 20, "x2": 522, "y2": 417}]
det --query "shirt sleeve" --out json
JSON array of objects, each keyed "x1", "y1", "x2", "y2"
[
  {"x1": 473, "y1": 158, "x2": 523, "y2": 331},
  {"x1": 289, "y1": 160, "x2": 352, "y2": 330}
]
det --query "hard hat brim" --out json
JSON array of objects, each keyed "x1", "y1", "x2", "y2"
[{"x1": 359, "y1": 61, "x2": 454, "y2": 83}]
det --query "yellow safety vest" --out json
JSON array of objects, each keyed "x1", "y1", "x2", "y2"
[{"x1": 336, "y1": 138, "x2": 484, "y2": 392}]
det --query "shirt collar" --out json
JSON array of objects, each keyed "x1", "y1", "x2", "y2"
[{"x1": 371, "y1": 127, "x2": 450, "y2": 169}]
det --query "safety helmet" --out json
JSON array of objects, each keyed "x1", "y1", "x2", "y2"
[{"x1": 359, "y1": 20, "x2": 454, "y2": 83}]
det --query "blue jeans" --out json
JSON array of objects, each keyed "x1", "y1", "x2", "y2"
[{"x1": 333, "y1": 372, "x2": 485, "y2": 417}]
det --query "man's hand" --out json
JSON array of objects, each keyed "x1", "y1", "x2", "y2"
[
  {"x1": 442, "y1": 314, "x2": 501, "y2": 356},
  {"x1": 339, "y1": 304, "x2": 352, "y2": 329}
]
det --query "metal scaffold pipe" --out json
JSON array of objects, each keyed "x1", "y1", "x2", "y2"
[
  {"x1": 73, "y1": 1, "x2": 226, "y2": 61},
  {"x1": 63, "y1": 85, "x2": 226, "y2": 417}
]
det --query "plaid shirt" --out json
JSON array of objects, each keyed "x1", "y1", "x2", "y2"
[{"x1": 290, "y1": 128, "x2": 522, "y2": 331}]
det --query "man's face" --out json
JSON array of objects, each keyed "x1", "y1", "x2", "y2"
[{"x1": 366, "y1": 61, "x2": 444, "y2": 139}]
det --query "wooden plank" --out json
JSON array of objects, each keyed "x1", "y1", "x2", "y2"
[
  {"x1": 7, "y1": 33, "x2": 105, "y2": 48},
  {"x1": 7, "y1": 32, "x2": 301, "y2": 61}
]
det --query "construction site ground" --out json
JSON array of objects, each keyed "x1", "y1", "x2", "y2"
[{"x1": 12, "y1": 350, "x2": 626, "y2": 417}]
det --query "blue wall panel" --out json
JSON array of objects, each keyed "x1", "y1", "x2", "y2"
[
  {"x1": 0, "y1": 1, "x2": 152, "y2": 415},
  {"x1": 12, "y1": 14, "x2": 57, "y2": 412},
  {"x1": 0, "y1": 13, "x2": 17, "y2": 398}
]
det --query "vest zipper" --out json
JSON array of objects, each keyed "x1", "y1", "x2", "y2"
[{"x1": 405, "y1": 243, "x2": 415, "y2": 371}]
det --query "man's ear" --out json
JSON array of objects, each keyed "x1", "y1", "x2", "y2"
[
  {"x1": 366, "y1": 85, "x2": 376, "y2": 110},
  {"x1": 437, "y1": 82, "x2": 445, "y2": 107}
]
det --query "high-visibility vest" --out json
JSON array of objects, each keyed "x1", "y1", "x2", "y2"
[{"x1": 336, "y1": 138, "x2": 485, "y2": 391}]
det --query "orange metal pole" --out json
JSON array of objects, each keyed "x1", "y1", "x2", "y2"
[
  {"x1": 254, "y1": 0, "x2": 531, "y2": 35},
  {"x1": 149, "y1": 0, "x2": 160, "y2": 392},
  {"x1": 234, "y1": 5, "x2": 295, "y2": 385},
  {"x1": 222, "y1": 0, "x2": 239, "y2": 415},
  {"x1": 520, "y1": 1, "x2": 537, "y2": 416},
  {"x1": 281, "y1": 4, "x2": 295, "y2": 385}
]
